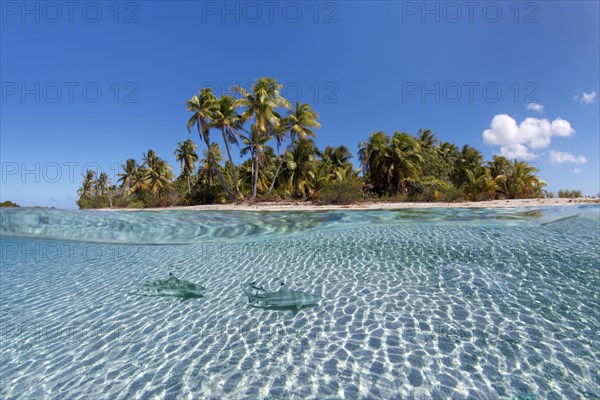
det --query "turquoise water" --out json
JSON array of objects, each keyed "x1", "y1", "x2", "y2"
[{"x1": 0, "y1": 206, "x2": 598, "y2": 399}]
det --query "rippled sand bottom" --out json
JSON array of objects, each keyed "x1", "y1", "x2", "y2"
[{"x1": 1, "y1": 219, "x2": 598, "y2": 399}]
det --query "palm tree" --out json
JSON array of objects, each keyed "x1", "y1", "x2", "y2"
[
  {"x1": 211, "y1": 95, "x2": 244, "y2": 199},
  {"x1": 240, "y1": 125, "x2": 271, "y2": 197},
  {"x1": 147, "y1": 162, "x2": 174, "y2": 194},
  {"x1": 359, "y1": 132, "x2": 423, "y2": 195},
  {"x1": 128, "y1": 150, "x2": 174, "y2": 197},
  {"x1": 145, "y1": 160, "x2": 174, "y2": 195},
  {"x1": 128, "y1": 166, "x2": 148, "y2": 197},
  {"x1": 463, "y1": 167, "x2": 500, "y2": 201},
  {"x1": 506, "y1": 160, "x2": 546, "y2": 199},
  {"x1": 319, "y1": 145, "x2": 352, "y2": 176},
  {"x1": 142, "y1": 149, "x2": 158, "y2": 167},
  {"x1": 175, "y1": 139, "x2": 199, "y2": 194},
  {"x1": 186, "y1": 88, "x2": 235, "y2": 202},
  {"x1": 267, "y1": 102, "x2": 320, "y2": 195},
  {"x1": 454, "y1": 145, "x2": 484, "y2": 186},
  {"x1": 78, "y1": 170, "x2": 96, "y2": 198},
  {"x1": 239, "y1": 146, "x2": 276, "y2": 195},
  {"x1": 282, "y1": 138, "x2": 319, "y2": 198},
  {"x1": 97, "y1": 172, "x2": 113, "y2": 207},
  {"x1": 439, "y1": 141, "x2": 460, "y2": 161},
  {"x1": 387, "y1": 132, "x2": 423, "y2": 194},
  {"x1": 233, "y1": 77, "x2": 290, "y2": 198},
  {"x1": 270, "y1": 116, "x2": 289, "y2": 157},
  {"x1": 233, "y1": 77, "x2": 290, "y2": 135},
  {"x1": 118, "y1": 159, "x2": 138, "y2": 193},
  {"x1": 487, "y1": 155, "x2": 511, "y2": 197},
  {"x1": 335, "y1": 164, "x2": 362, "y2": 184},
  {"x1": 311, "y1": 162, "x2": 333, "y2": 194},
  {"x1": 198, "y1": 143, "x2": 224, "y2": 187},
  {"x1": 417, "y1": 129, "x2": 438, "y2": 148},
  {"x1": 358, "y1": 131, "x2": 390, "y2": 193}
]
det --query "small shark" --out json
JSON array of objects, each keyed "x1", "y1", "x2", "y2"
[
  {"x1": 541, "y1": 208, "x2": 600, "y2": 226},
  {"x1": 132, "y1": 273, "x2": 207, "y2": 301},
  {"x1": 243, "y1": 281, "x2": 321, "y2": 312},
  {"x1": 540, "y1": 214, "x2": 580, "y2": 226}
]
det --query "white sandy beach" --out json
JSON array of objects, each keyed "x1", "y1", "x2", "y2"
[{"x1": 98, "y1": 197, "x2": 600, "y2": 212}]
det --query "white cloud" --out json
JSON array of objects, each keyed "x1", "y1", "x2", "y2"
[
  {"x1": 574, "y1": 91, "x2": 597, "y2": 104},
  {"x1": 574, "y1": 168, "x2": 582, "y2": 174},
  {"x1": 549, "y1": 150, "x2": 587, "y2": 164},
  {"x1": 526, "y1": 103, "x2": 544, "y2": 113},
  {"x1": 582, "y1": 91, "x2": 597, "y2": 104},
  {"x1": 499, "y1": 144, "x2": 538, "y2": 160},
  {"x1": 483, "y1": 114, "x2": 575, "y2": 149}
]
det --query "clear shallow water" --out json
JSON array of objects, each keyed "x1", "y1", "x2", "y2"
[
  {"x1": 1, "y1": 205, "x2": 598, "y2": 244},
  {"x1": 0, "y1": 206, "x2": 598, "y2": 399}
]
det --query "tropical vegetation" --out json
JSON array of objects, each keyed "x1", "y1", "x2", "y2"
[
  {"x1": 557, "y1": 189, "x2": 583, "y2": 198},
  {"x1": 76, "y1": 77, "x2": 551, "y2": 209}
]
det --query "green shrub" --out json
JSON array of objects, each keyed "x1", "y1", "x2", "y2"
[
  {"x1": 77, "y1": 195, "x2": 111, "y2": 209},
  {"x1": 190, "y1": 184, "x2": 226, "y2": 204},
  {"x1": 472, "y1": 192, "x2": 488, "y2": 202},
  {"x1": 377, "y1": 193, "x2": 410, "y2": 202},
  {"x1": 256, "y1": 192, "x2": 282, "y2": 202},
  {"x1": 111, "y1": 197, "x2": 130, "y2": 208},
  {"x1": 125, "y1": 199, "x2": 145, "y2": 208},
  {"x1": 557, "y1": 189, "x2": 582, "y2": 198},
  {"x1": 318, "y1": 181, "x2": 364, "y2": 204},
  {"x1": 77, "y1": 195, "x2": 135, "y2": 209},
  {"x1": 439, "y1": 186, "x2": 466, "y2": 202},
  {"x1": 0, "y1": 200, "x2": 20, "y2": 207},
  {"x1": 406, "y1": 177, "x2": 453, "y2": 202}
]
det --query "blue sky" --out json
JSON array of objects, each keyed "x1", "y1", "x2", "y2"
[{"x1": 1, "y1": 1, "x2": 598, "y2": 208}]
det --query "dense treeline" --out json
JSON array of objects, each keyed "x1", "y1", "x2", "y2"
[
  {"x1": 0, "y1": 201, "x2": 20, "y2": 208},
  {"x1": 77, "y1": 77, "x2": 549, "y2": 209}
]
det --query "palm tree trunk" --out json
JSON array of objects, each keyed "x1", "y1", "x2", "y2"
[
  {"x1": 250, "y1": 150, "x2": 255, "y2": 196},
  {"x1": 197, "y1": 123, "x2": 235, "y2": 202},
  {"x1": 221, "y1": 127, "x2": 243, "y2": 200},
  {"x1": 206, "y1": 141, "x2": 236, "y2": 202},
  {"x1": 252, "y1": 148, "x2": 259, "y2": 199},
  {"x1": 186, "y1": 175, "x2": 191, "y2": 194},
  {"x1": 267, "y1": 156, "x2": 285, "y2": 195},
  {"x1": 267, "y1": 132, "x2": 295, "y2": 195}
]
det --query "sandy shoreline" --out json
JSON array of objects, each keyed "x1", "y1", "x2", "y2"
[{"x1": 96, "y1": 198, "x2": 600, "y2": 212}]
